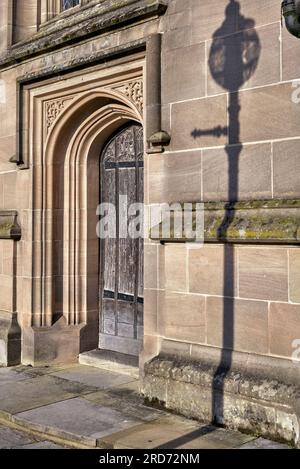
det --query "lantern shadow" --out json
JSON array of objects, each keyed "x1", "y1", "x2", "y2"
[{"x1": 192, "y1": 0, "x2": 261, "y2": 427}]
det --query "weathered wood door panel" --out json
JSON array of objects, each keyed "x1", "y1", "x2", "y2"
[{"x1": 99, "y1": 124, "x2": 144, "y2": 356}]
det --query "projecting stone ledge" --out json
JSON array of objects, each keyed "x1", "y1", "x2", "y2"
[
  {"x1": 150, "y1": 199, "x2": 300, "y2": 244},
  {"x1": 0, "y1": 211, "x2": 21, "y2": 240},
  {"x1": 0, "y1": 0, "x2": 168, "y2": 68}
]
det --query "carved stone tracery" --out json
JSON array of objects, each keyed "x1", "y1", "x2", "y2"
[
  {"x1": 111, "y1": 80, "x2": 144, "y2": 114},
  {"x1": 44, "y1": 79, "x2": 143, "y2": 136},
  {"x1": 45, "y1": 96, "x2": 74, "y2": 134}
]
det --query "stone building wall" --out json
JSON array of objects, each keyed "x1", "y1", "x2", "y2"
[
  {"x1": 0, "y1": 0, "x2": 299, "y2": 446},
  {"x1": 144, "y1": 0, "x2": 300, "y2": 367}
]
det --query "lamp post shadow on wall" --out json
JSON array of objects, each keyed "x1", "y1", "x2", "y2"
[{"x1": 192, "y1": 0, "x2": 261, "y2": 426}]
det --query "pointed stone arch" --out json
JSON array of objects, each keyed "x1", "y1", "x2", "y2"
[{"x1": 26, "y1": 85, "x2": 144, "y2": 363}]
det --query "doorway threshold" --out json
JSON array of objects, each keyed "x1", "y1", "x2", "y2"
[{"x1": 79, "y1": 349, "x2": 139, "y2": 379}]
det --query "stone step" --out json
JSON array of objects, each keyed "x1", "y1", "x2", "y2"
[{"x1": 79, "y1": 349, "x2": 139, "y2": 379}]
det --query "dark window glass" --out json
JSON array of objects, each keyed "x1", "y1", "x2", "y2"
[{"x1": 62, "y1": 0, "x2": 80, "y2": 11}]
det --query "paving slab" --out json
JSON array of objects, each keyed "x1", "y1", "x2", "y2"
[
  {"x1": 239, "y1": 437, "x2": 291, "y2": 450},
  {"x1": 14, "y1": 364, "x2": 79, "y2": 378},
  {"x1": 82, "y1": 389, "x2": 163, "y2": 423},
  {"x1": 15, "y1": 441, "x2": 67, "y2": 449},
  {"x1": 15, "y1": 396, "x2": 144, "y2": 447},
  {"x1": 0, "y1": 375, "x2": 97, "y2": 414},
  {"x1": 172, "y1": 427, "x2": 256, "y2": 450},
  {"x1": 50, "y1": 365, "x2": 137, "y2": 390},
  {"x1": 99, "y1": 414, "x2": 256, "y2": 450},
  {"x1": 0, "y1": 365, "x2": 294, "y2": 450},
  {"x1": 0, "y1": 424, "x2": 34, "y2": 449},
  {"x1": 0, "y1": 368, "x2": 30, "y2": 386}
]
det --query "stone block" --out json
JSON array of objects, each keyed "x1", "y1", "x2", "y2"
[
  {"x1": 164, "y1": 244, "x2": 188, "y2": 292},
  {"x1": 289, "y1": 249, "x2": 300, "y2": 304},
  {"x1": 144, "y1": 244, "x2": 158, "y2": 289},
  {"x1": 238, "y1": 247, "x2": 288, "y2": 302},
  {"x1": 269, "y1": 302, "x2": 300, "y2": 359},
  {"x1": 144, "y1": 289, "x2": 158, "y2": 335},
  {"x1": 171, "y1": 94, "x2": 227, "y2": 151},
  {"x1": 206, "y1": 297, "x2": 269, "y2": 354},
  {"x1": 22, "y1": 317, "x2": 85, "y2": 366},
  {"x1": 273, "y1": 140, "x2": 300, "y2": 199},
  {"x1": 238, "y1": 84, "x2": 300, "y2": 143},
  {"x1": 207, "y1": 23, "x2": 280, "y2": 95},
  {"x1": 189, "y1": 245, "x2": 237, "y2": 297},
  {"x1": 282, "y1": 26, "x2": 300, "y2": 81},
  {"x1": 159, "y1": 291, "x2": 206, "y2": 344},
  {"x1": 202, "y1": 143, "x2": 272, "y2": 201},
  {"x1": 162, "y1": 43, "x2": 205, "y2": 104},
  {"x1": 149, "y1": 151, "x2": 201, "y2": 204}
]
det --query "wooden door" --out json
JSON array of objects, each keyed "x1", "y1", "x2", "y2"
[{"x1": 99, "y1": 124, "x2": 144, "y2": 356}]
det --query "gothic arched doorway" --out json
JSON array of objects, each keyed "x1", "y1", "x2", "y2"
[{"x1": 99, "y1": 123, "x2": 144, "y2": 356}]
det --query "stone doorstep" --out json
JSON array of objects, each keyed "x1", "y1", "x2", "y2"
[{"x1": 79, "y1": 349, "x2": 139, "y2": 379}]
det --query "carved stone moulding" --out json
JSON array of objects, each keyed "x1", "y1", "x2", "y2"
[
  {"x1": 0, "y1": 0, "x2": 168, "y2": 68},
  {"x1": 44, "y1": 96, "x2": 74, "y2": 134},
  {"x1": 111, "y1": 79, "x2": 144, "y2": 114},
  {"x1": 150, "y1": 199, "x2": 300, "y2": 245},
  {"x1": 0, "y1": 211, "x2": 21, "y2": 240}
]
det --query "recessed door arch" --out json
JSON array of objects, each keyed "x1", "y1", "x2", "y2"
[{"x1": 99, "y1": 123, "x2": 144, "y2": 356}]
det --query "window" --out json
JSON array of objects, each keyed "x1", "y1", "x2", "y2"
[
  {"x1": 40, "y1": 0, "x2": 89, "y2": 25},
  {"x1": 61, "y1": 0, "x2": 80, "y2": 11}
]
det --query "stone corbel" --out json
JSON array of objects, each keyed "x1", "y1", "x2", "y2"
[
  {"x1": 0, "y1": 211, "x2": 21, "y2": 240},
  {"x1": 150, "y1": 199, "x2": 300, "y2": 245}
]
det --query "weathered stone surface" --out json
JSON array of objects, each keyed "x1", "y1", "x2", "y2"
[
  {"x1": 150, "y1": 200, "x2": 300, "y2": 244},
  {"x1": 51, "y1": 365, "x2": 136, "y2": 390},
  {"x1": 142, "y1": 349, "x2": 300, "y2": 447},
  {"x1": 15, "y1": 397, "x2": 143, "y2": 447},
  {"x1": 202, "y1": 143, "x2": 272, "y2": 201},
  {"x1": 171, "y1": 95, "x2": 227, "y2": 151},
  {"x1": 207, "y1": 23, "x2": 280, "y2": 95},
  {"x1": 206, "y1": 297, "x2": 269, "y2": 354},
  {"x1": 289, "y1": 248, "x2": 300, "y2": 303},
  {"x1": 269, "y1": 303, "x2": 300, "y2": 359},
  {"x1": 162, "y1": 43, "x2": 205, "y2": 104},
  {"x1": 0, "y1": 363, "x2": 292, "y2": 449},
  {"x1": 189, "y1": 245, "x2": 237, "y2": 296},
  {"x1": 0, "y1": 375, "x2": 96, "y2": 414},
  {"x1": 100, "y1": 414, "x2": 255, "y2": 449},
  {"x1": 238, "y1": 247, "x2": 288, "y2": 302},
  {"x1": 0, "y1": 0, "x2": 168, "y2": 67},
  {"x1": 22, "y1": 318, "x2": 85, "y2": 366},
  {"x1": 240, "y1": 437, "x2": 290, "y2": 450},
  {"x1": 0, "y1": 0, "x2": 299, "y2": 450},
  {"x1": 159, "y1": 291, "x2": 206, "y2": 344},
  {"x1": 0, "y1": 367, "x2": 28, "y2": 385},
  {"x1": 0, "y1": 424, "x2": 33, "y2": 449},
  {"x1": 79, "y1": 349, "x2": 139, "y2": 377},
  {"x1": 273, "y1": 140, "x2": 300, "y2": 198},
  {"x1": 0, "y1": 311, "x2": 21, "y2": 366},
  {"x1": 164, "y1": 244, "x2": 188, "y2": 292},
  {"x1": 148, "y1": 151, "x2": 202, "y2": 204},
  {"x1": 0, "y1": 211, "x2": 21, "y2": 240},
  {"x1": 15, "y1": 441, "x2": 66, "y2": 449}
]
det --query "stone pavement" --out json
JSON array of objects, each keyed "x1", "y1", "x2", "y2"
[{"x1": 0, "y1": 363, "x2": 291, "y2": 450}]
